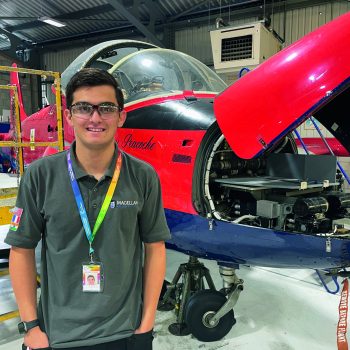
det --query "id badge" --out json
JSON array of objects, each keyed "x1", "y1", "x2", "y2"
[{"x1": 82, "y1": 261, "x2": 104, "y2": 293}]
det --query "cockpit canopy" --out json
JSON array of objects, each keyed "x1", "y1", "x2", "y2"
[{"x1": 108, "y1": 48, "x2": 226, "y2": 103}]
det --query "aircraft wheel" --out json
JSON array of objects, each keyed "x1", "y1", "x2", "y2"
[{"x1": 184, "y1": 290, "x2": 236, "y2": 342}]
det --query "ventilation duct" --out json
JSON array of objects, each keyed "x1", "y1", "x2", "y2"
[{"x1": 210, "y1": 22, "x2": 282, "y2": 74}]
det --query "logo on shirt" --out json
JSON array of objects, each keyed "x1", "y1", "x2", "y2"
[
  {"x1": 110, "y1": 200, "x2": 116, "y2": 209},
  {"x1": 9, "y1": 207, "x2": 23, "y2": 232},
  {"x1": 116, "y1": 200, "x2": 138, "y2": 208}
]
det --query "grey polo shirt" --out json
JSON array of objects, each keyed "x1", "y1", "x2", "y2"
[{"x1": 5, "y1": 144, "x2": 171, "y2": 348}]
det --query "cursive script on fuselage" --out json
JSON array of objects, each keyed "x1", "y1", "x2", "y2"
[{"x1": 121, "y1": 134, "x2": 156, "y2": 150}]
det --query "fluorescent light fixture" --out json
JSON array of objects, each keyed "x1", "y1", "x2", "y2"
[{"x1": 39, "y1": 16, "x2": 66, "y2": 28}]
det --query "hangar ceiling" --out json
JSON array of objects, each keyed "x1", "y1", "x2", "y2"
[{"x1": 0, "y1": 0, "x2": 335, "y2": 61}]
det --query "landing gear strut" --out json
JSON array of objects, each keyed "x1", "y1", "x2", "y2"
[
  {"x1": 158, "y1": 256, "x2": 216, "y2": 336},
  {"x1": 158, "y1": 256, "x2": 244, "y2": 341}
]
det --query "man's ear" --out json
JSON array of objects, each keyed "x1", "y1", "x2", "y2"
[
  {"x1": 117, "y1": 110, "x2": 127, "y2": 127},
  {"x1": 64, "y1": 109, "x2": 73, "y2": 127}
]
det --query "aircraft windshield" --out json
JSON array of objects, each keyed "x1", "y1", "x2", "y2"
[{"x1": 109, "y1": 48, "x2": 226, "y2": 103}]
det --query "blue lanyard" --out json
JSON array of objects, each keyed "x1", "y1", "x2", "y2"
[
  {"x1": 66, "y1": 150, "x2": 122, "y2": 257},
  {"x1": 67, "y1": 151, "x2": 94, "y2": 255}
]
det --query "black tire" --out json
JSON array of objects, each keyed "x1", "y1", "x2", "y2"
[{"x1": 184, "y1": 290, "x2": 236, "y2": 342}]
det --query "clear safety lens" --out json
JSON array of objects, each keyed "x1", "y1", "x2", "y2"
[{"x1": 71, "y1": 103, "x2": 121, "y2": 119}]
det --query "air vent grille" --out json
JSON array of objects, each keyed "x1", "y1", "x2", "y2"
[{"x1": 221, "y1": 35, "x2": 253, "y2": 61}]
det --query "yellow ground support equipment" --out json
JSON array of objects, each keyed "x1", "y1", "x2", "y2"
[{"x1": 0, "y1": 66, "x2": 61, "y2": 323}]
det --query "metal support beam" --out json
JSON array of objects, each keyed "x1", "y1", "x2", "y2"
[
  {"x1": 0, "y1": 29, "x2": 40, "y2": 67},
  {"x1": 15, "y1": 0, "x2": 332, "y2": 51},
  {"x1": 169, "y1": 0, "x2": 332, "y2": 23},
  {"x1": 143, "y1": 0, "x2": 165, "y2": 22},
  {"x1": 164, "y1": 0, "x2": 333, "y2": 33},
  {"x1": 0, "y1": 29, "x2": 25, "y2": 61},
  {"x1": 169, "y1": 0, "x2": 217, "y2": 22},
  {"x1": 106, "y1": 0, "x2": 165, "y2": 47}
]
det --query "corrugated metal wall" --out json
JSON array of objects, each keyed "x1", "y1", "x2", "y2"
[
  {"x1": 273, "y1": 1, "x2": 350, "y2": 45},
  {"x1": 41, "y1": 46, "x2": 89, "y2": 74},
  {"x1": 175, "y1": 1, "x2": 350, "y2": 65}
]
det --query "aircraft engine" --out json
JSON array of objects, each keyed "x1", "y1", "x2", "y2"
[{"x1": 194, "y1": 123, "x2": 350, "y2": 237}]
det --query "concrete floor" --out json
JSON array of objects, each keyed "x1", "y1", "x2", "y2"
[{"x1": 0, "y1": 223, "x2": 343, "y2": 350}]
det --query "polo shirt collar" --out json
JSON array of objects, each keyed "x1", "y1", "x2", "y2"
[{"x1": 68, "y1": 141, "x2": 119, "y2": 180}]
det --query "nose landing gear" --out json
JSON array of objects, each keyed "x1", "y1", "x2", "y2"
[
  {"x1": 184, "y1": 289, "x2": 236, "y2": 341},
  {"x1": 158, "y1": 256, "x2": 243, "y2": 341}
]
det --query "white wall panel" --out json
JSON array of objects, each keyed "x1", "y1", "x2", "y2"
[
  {"x1": 273, "y1": 2, "x2": 349, "y2": 47},
  {"x1": 42, "y1": 46, "x2": 89, "y2": 74},
  {"x1": 41, "y1": 35, "x2": 151, "y2": 74}
]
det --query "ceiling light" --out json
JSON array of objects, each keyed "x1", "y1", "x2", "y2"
[{"x1": 39, "y1": 17, "x2": 66, "y2": 28}]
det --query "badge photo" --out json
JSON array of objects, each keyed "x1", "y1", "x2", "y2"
[{"x1": 82, "y1": 263, "x2": 103, "y2": 292}]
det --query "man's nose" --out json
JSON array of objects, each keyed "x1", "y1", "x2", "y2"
[{"x1": 89, "y1": 107, "x2": 102, "y2": 121}]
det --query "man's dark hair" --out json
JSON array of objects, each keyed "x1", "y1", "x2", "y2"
[{"x1": 65, "y1": 68, "x2": 124, "y2": 110}]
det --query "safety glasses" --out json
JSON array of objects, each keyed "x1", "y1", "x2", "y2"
[{"x1": 70, "y1": 102, "x2": 123, "y2": 119}]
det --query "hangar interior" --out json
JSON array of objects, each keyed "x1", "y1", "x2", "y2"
[{"x1": 1, "y1": 1, "x2": 350, "y2": 349}]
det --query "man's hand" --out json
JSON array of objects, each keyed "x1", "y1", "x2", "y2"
[
  {"x1": 134, "y1": 323, "x2": 153, "y2": 334},
  {"x1": 135, "y1": 242, "x2": 166, "y2": 335},
  {"x1": 23, "y1": 327, "x2": 50, "y2": 349}
]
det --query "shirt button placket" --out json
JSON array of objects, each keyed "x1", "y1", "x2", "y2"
[{"x1": 91, "y1": 186, "x2": 98, "y2": 211}]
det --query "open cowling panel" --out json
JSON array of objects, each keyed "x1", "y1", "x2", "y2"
[{"x1": 204, "y1": 12, "x2": 350, "y2": 237}]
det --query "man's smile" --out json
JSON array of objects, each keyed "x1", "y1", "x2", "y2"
[{"x1": 86, "y1": 127, "x2": 106, "y2": 132}]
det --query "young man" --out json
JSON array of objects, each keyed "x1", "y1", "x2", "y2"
[{"x1": 5, "y1": 68, "x2": 171, "y2": 350}]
